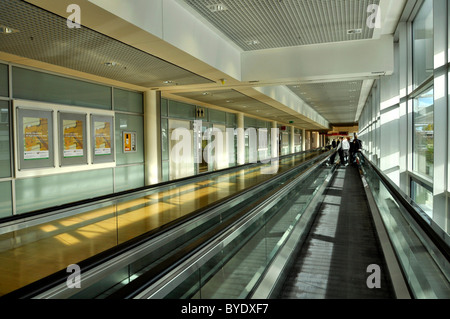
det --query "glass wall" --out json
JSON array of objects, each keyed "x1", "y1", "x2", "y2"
[
  {"x1": 412, "y1": 0, "x2": 434, "y2": 89},
  {"x1": 0, "y1": 100, "x2": 10, "y2": 178},
  {"x1": 413, "y1": 87, "x2": 434, "y2": 178},
  {"x1": 12, "y1": 67, "x2": 112, "y2": 110},
  {"x1": 411, "y1": 180, "x2": 433, "y2": 218},
  {"x1": 0, "y1": 63, "x2": 8, "y2": 97}
]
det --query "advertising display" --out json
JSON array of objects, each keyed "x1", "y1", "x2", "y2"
[
  {"x1": 91, "y1": 115, "x2": 114, "y2": 164},
  {"x1": 23, "y1": 116, "x2": 50, "y2": 160},
  {"x1": 17, "y1": 108, "x2": 54, "y2": 170},
  {"x1": 59, "y1": 112, "x2": 87, "y2": 166}
]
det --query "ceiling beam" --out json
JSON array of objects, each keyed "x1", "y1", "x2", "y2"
[{"x1": 241, "y1": 35, "x2": 394, "y2": 84}]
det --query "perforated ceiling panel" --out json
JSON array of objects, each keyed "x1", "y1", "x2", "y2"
[
  {"x1": 0, "y1": 0, "x2": 213, "y2": 87},
  {"x1": 173, "y1": 89, "x2": 315, "y2": 127},
  {"x1": 182, "y1": 0, "x2": 380, "y2": 51},
  {"x1": 288, "y1": 80, "x2": 363, "y2": 124}
]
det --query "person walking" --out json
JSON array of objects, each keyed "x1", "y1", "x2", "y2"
[
  {"x1": 341, "y1": 137, "x2": 350, "y2": 166},
  {"x1": 351, "y1": 134, "x2": 363, "y2": 165},
  {"x1": 338, "y1": 137, "x2": 345, "y2": 165},
  {"x1": 327, "y1": 138, "x2": 338, "y2": 166}
]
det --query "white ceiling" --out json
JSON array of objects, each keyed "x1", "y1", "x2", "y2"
[{"x1": 0, "y1": 0, "x2": 408, "y2": 130}]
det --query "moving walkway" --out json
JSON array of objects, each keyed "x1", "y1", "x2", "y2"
[
  {"x1": 0, "y1": 149, "x2": 328, "y2": 298},
  {"x1": 1, "y1": 149, "x2": 448, "y2": 299}
]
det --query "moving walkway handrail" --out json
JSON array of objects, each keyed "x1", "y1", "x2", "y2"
[
  {"x1": 106, "y1": 151, "x2": 332, "y2": 299},
  {"x1": 359, "y1": 153, "x2": 450, "y2": 262},
  {"x1": 0, "y1": 148, "x2": 323, "y2": 233},
  {"x1": 1, "y1": 149, "x2": 331, "y2": 299}
]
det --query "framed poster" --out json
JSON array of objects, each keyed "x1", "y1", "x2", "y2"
[
  {"x1": 17, "y1": 108, "x2": 54, "y2": 169},
  {"x1": 123, "y1": 131, "x2": 137, "y2": 153},
  {"x1": 59, "y1": 112, "x2": 87, "y2": 166},
  {"x1": 91, "y1": 115, "x2": 114, "y2": 164}
]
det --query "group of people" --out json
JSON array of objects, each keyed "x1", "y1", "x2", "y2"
[{"x1": 328, "y1": 133, "x2": 362, "y2": 167}]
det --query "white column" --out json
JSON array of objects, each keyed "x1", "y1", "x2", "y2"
[
  {"x1": 271, "y1": 121, "x2": 278, "y2": 159},
  {"x1": 290, "y1": 126, "x2": 295, "y2": 154},
  {"x1": 301, "y1": 129, "x2": 306, "y2": 152},
  {"x1": 144, "y1": 90, "x2": 161, "y2": 185},
  {"x1": 237, "y1": 113, "x2": 245, "y2": 165}
]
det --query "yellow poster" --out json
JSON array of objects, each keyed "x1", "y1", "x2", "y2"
[
  {"x1": 24, "y1": 117, "x2": 49, "y2": 160},
  {"x1": 94, "y1": 121, "x2": 111, "y2": 155},
  {"x1": 63, "y1": 119, "x2": 84, "y2": 158}
]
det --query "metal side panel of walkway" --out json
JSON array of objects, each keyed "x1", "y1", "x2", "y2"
[{"x1": 280, "y1": 165, "x2": 395, "y2": 299}]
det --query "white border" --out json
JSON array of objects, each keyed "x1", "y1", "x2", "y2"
[{"x1": 13, "y1": 99, "x2": 116, "y2": 179}]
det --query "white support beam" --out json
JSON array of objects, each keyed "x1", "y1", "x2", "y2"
[{"x1": 241, "y1": 35, "x2": 395, "y2": 84}]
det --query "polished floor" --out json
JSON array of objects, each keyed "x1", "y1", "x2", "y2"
[{"x1": 0, "y1": 151, "x2": 323, "y2": 296}]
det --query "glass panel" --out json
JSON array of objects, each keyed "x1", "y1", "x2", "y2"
[
  {"x1": 161, "y1": 118, "x2": 169, "y2": 161},
  {"x1": 12, "y1": 67, "x2": 112, "y2": 110},
  {"x1": 0, "y1": 181, "x2": 12, "y2": 219},
  {"x1": 411, "y1": 180, "x2": 433, "y2": 219},
  {"x1": 0, "y1": 100, "x2": 10, "y2": 178},
  {"x1": 161, "y1": 98, "x2": 168, "y2": 117},
  {"x1": 209, "y1": 109, "x2": 226, "y2": 124},
  {"x1": 115, "y1": 113, "x2": 144, "y2": 165},
  {"x1": 244, "y1": 116, "x2": 256, "y2": 128},
  {"x1": 361, "y1": 160, "x2": 449, "y2": 298},
  {"x1": 413, "y1": 87, "x2": 434, "y2": 178},
  {"x1": 114, "y1": 165, "x2": 145, "y2": 192},
  {"x1": 113, "y1": 88, "x2": 143, "y2": 113},
  {"x1": 15, "y1": 168, "x2": 114, "y2": 214},
  {"x1": 412, "y1": 0, "x2": 434, "y2": 89},
  {"x1": 226, "y1": 113, "x2": 236, "y2": 127},
  {"x1": 168, "y1": 100, "x2": 195, "y2": 119},
  {"x1": 0, "y1": 63, "x2": 8, "y2": 97}
]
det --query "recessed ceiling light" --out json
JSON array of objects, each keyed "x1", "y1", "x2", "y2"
[
  {"x1": 163, "y1": 80, "x2": 174, "y2": 84},
  {"x1": 347, "y1": 28, "x2": 362, "y2": 35},
  {"x1": 207, "y1": 3, "x2": 228, "y2": 12},
  {"x1": 202, "y1": 92, "x2": 209, "y2": 96},
  {"x1": 246, "y1": 40, "x2": 260, "y2": 45},
  {"x1": 104, "y1": 61, "x2": 118, "y2": 67},
  {"x1": 0, "y1": 25, "x2": 19, "y2": 34}
]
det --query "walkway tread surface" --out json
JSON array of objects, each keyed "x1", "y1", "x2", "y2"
[{"x1": 280, "y1": 166, "x2": 395, "y2": 299}]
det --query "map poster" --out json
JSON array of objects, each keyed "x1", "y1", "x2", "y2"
[
  {"x1": 63, "y1": 119, "x2": 84, "y2": 158},
  {"x1": 23, "y1": 116, "x2": 50, "y2": 160},
  {"x1": 94, "y1": 121, "x2": 112, "y2": 155}
]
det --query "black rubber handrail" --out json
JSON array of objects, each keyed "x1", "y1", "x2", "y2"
[
  {"x1": 360, "y1": 153, "x2": 450, "y2": 262},
  {"x1": 0, "y1": 148, "x2": 323, "y2": 225},
  {"x1": 1, "y1": 150, "x2": 331, "y2": 299},
  {"x1": 105, "y1": 152, "x2": 331, "y2": 299}
]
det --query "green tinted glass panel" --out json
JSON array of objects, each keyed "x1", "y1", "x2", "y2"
[
  {"x1": 209, "y1": 109, "x2": 226, "y2": 124},
  {"x1": 0, "y1": 100, "x2": 10, "y2": 178},
  {"x1": 245, "y1": 117, "x2": 256, "y2": 128},
  {"x1": 161, "y1": 118, "x2": 169, "y2": 161},
  {"x1": 114, "y1": 88, "x2": 143, "y2": 113},
  {"x1": 168, "y1": 100, "x2": 195, "y2": 119},
  {"x1": 115, "y1": 165, "x2": 145, "y2": 192},
  {"x1": 15, "y1": 168, "x2": 114, "y2": 214},
  {"x1": 226, "y1": 113, "x2": 236, "y2": 127},
  {"x1": 12, "y1": 67, "x2": 112, "y2": 110},
  {"x1": 161, "y1": 98, "x2": 168, "y2": 117},
  {"x1": 0, "y1": 181, "x2": 12, "y2": 219},
  {"x1": 0, "y1": 64, "x2": 8, "y2": 97},
  {"x1": 162, "y1": 161, "x2": 169, "y2": 182},
  {"x1": 115, "y1": 113, "x2": 144, "y2": 165}
]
